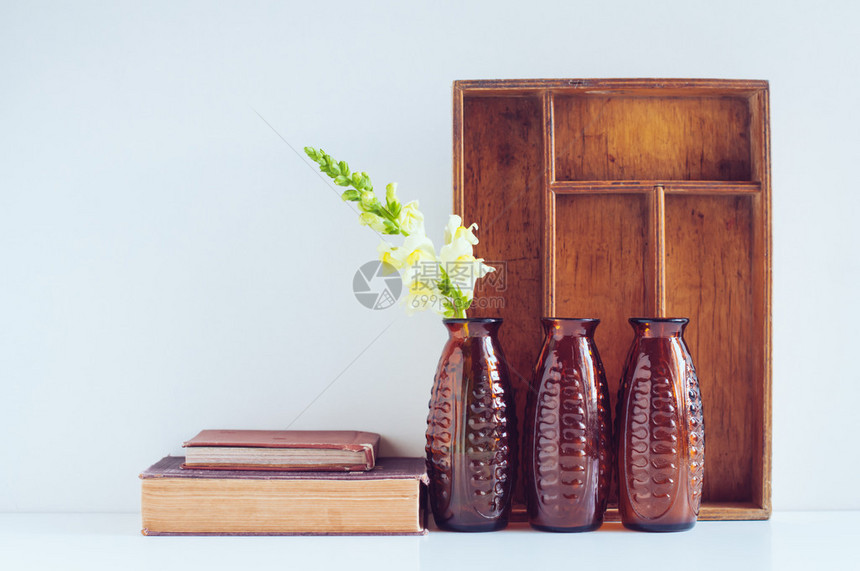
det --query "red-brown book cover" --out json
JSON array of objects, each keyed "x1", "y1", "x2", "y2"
[{"x1": 182, "y1": 430, "x2": 380, "y2": 471}]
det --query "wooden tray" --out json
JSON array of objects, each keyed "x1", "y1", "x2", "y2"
[{"x1": 453, "y1": 79, "x2": 771, "y2": 521}]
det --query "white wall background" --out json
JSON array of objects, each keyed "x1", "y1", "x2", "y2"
[{"x1": 1, "y1": 0, "x2": 858, "y2": 512}]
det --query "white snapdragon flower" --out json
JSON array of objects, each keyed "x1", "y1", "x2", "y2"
[
  {"x1": 443, "y1": 214, "x2": 479, "y2": 246},
  {"x1": 377, "y1": 241, "x2": 402, "y2": 269},
  {"x1": 377, "y1": 232, "x2": 444, "y2": 316},
  {"x1": 377, "y1": 232, "x2": 436, "y2": 271},
  {"x1": 439, "y1": 216, "x2": 495, "y2": 296},
  {"x1": 401, "y1": 269, "x2": 442, "y2": 316},
  {"x1": 443, "y1": 215, "x2": 460, "y2": 245}
]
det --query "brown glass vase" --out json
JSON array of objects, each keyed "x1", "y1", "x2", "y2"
[
  {"x1": 425, "y1": 318, "x2": 516, "y2": 532},
  {"x1": 524, "y1": 318, "x2": 612, "y2": 532},
  {"x1": 616, "y1": 318, "x2": 705, "y2": 532}
]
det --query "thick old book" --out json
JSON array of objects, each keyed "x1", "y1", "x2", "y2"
[
  {"x1": 182, "y1": 430, "x2": 380, "y2": 471},
  {"x1": 140, "y1": 456, "x2": 427, "y2": 535}
]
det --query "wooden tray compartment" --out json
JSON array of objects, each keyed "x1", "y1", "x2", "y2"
[
  {"x1": 553, "y1": 94, "x2": 753, "y2": 181},
  {"x1": 454, "y1": 79, "x2": 771, "y2": 521}
]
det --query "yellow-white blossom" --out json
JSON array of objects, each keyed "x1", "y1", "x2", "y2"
[
  {"x1": 439, "y1": 221, "x2": 495, "y2": 296},
  {"x1": 444, "y1": 214, "x2": 479, "y2": 246},
  {"x1": 402, "y1": 271, "x2": 442, "y2": 316},
  {"x1": 377, "y1": 233, "x2": 436, "y2": 271}
]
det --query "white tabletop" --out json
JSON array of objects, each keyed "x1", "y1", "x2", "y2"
[{"x1": 0, "y1": 512, "x2": 854, "y2": 571}]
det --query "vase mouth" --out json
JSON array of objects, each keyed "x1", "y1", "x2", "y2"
[
  {"x1": 629, "y1": 317, "x2": 689, "y2": 337},
  {"x1": 542, "y1": 317, "x2": 599, "y2": 336},
  {"x1": 443, "y1": 317, "x2": 502, "y2": 337}
]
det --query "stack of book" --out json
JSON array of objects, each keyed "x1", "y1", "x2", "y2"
[{"x1": 140, "y1": 430, "x2": 427, "y2": 535}]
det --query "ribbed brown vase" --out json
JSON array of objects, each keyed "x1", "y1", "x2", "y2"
[
  {"x1": 425, "y1": 318, "x2": 516, "y2": 532},
  {"x1": 524, "y1": 318, "x2": 612, "y2": 532},
  {"x1": 616, "y1": 318, "x2": 705, "y2": 532}
]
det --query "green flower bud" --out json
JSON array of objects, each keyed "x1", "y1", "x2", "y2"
[
  {"x1": 360, "y1": 191, "x2": 380, "y2": 211},
  {"x1": 341, "y1": 189, "x2": 360, "y2": 201},
  {"x1": 385, "y1": 182, "x2": 398, "y2": 205},
  {"x1": 358, "y1": 212, "x2": 386, "y2": 232}
]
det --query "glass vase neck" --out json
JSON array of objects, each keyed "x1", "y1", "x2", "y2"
[
  {"x1": 541, "y1": 317, "x2": 599, "y2": 337},
  {"x1": 629, "y1": 317, "x2": 688, "y2": 338},
  {"x1": 443, "y1": 318, "x2": 502, "y2": 338}
]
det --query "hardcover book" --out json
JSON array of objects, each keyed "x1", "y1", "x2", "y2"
[
  {"x1": 140, "y1": 456, "x2": 428, "y2": 535},
  {"x1": 182, "y1": 430, "x2": 380, "y2": 471}
]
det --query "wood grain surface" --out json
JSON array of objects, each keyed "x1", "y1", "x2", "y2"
[
  {"x1": 665, "y1": 194, "x2": 755, "y2": 503},
  {"x1": 453, "y1": 79, "x2": 771, "y2": 520},
  {"x1": 457, "y1": 94, "x2": 545, "y2": 506},
  {"x1": 553, "y1": 95, "x2": 752, "y2": 181},
  {"x1": 554, "y1": 194, "x2": 649, "y2": 407}
]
